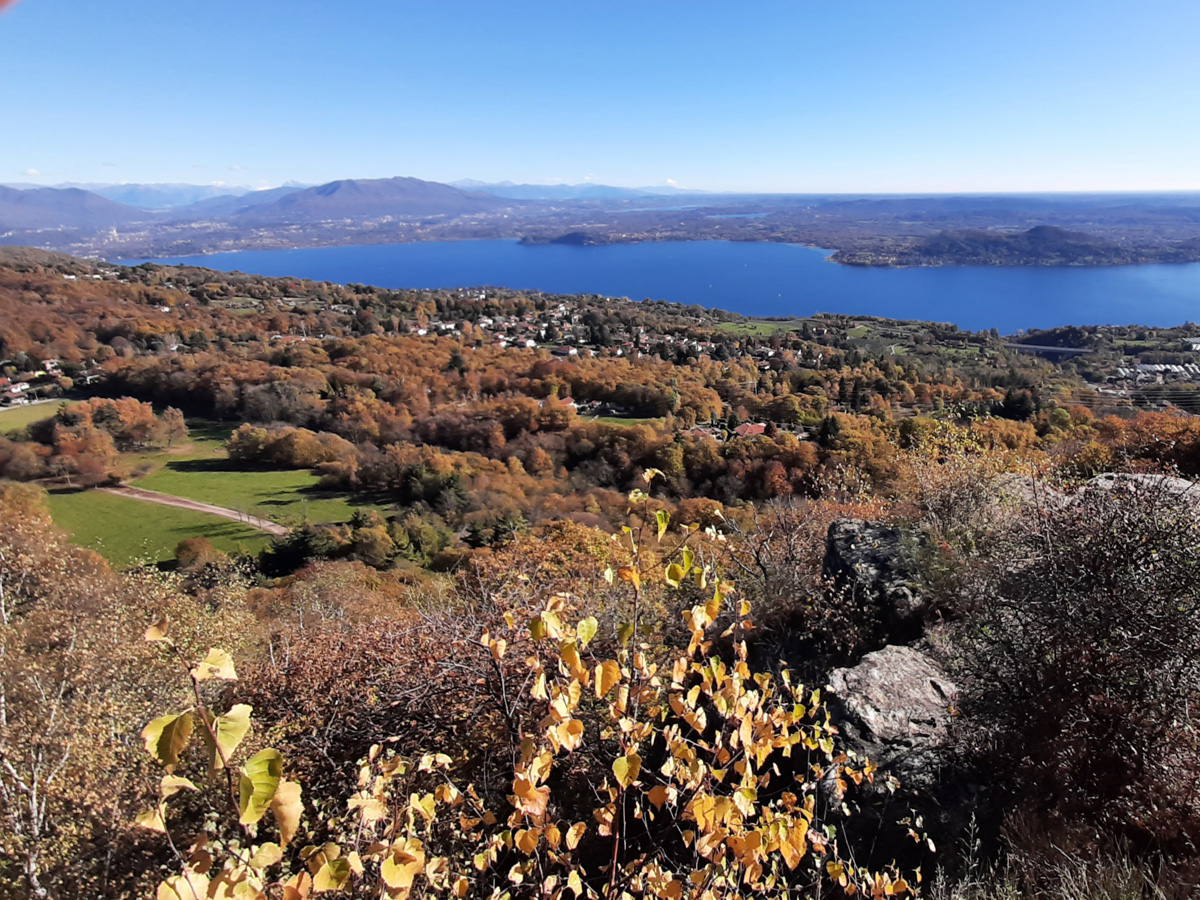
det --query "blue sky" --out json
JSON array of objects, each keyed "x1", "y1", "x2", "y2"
[{"x1": 2, "y1": 0, "x2": 1199, "y2": 193}]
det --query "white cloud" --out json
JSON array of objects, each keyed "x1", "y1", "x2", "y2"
[
  {"x1": 21, "y1": 168, "x2": 40, "y2": 176},
  {"x1": 228, "y1": 164, "x2": 247, "y2": 172},
  {"x1": 666, "y1": 178, "x2": 678, "y2": 187},
  {"x1": 583, "y1": 173, "x2": 596, "y2": 182}
]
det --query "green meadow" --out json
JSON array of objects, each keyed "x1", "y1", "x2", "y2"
[
  {"x1": 716, "y1": 318, "x2": 808, "y2": 336},
  {"x1": 45, "y1": 489, "x2": 271, "y2": 568},
  {"x1": 126, "y1": 420, "x2": 381, "y2": 527},
  {"x1": 589, "y1": 416, "x2": 663, "y2": 427},
  {"x1": 0, "y1": 399, "x2": 76, "y2": 432},
  {"x1": 45, "y1": 417, "x2": 384, "y2": 566}
]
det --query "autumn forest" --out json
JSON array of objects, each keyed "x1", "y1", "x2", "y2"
[{"x1": 4, "y1": 247, "x2": 1200, "y2": 899}]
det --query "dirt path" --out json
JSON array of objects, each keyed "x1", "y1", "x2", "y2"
[{"x1": 98, "y1": 486, "x2": 290, "y2": 536}]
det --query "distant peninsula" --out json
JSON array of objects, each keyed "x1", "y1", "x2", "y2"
[{"x1": 830, "y1": 225, "x2": 1200, "y2": 267}]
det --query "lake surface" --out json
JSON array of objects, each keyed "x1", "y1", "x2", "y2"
[{"x1": 137, "y1": 240, "x2": 1200, "y2": 333}]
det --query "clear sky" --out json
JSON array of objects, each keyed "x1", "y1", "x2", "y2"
[{"x1": 2, "y1": 0, "x2": 1199, "y2": 193}]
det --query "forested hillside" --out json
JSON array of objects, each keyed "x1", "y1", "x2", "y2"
[{"x1": 4, "y1": 249, "x2": 1200, "y2": 898}]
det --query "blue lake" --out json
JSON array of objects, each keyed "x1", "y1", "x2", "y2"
[{"x1": 136, "y1": 240, "x2": 1200, "y2": 334}]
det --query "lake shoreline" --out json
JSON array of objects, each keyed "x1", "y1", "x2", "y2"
[
  {"x1": 118, "y1": 234, "x2": 1200, "y2": 271},
  {"x1": 119, "y1": 238, "x2": 1200, "y2": 334}
]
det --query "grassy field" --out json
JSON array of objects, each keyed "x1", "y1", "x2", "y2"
[
  {"x1": 717, "y1": 319, "x2": 808, "y2": 336},
  {"x1": 46, "y1": 489, "x2": 272, "y2": 568},
  {"x1": 589, "y1": 416, "x2": 664, "y2": 428},
  {"x1": 845, "y1": 325, "x2": 871, "y2": 338},
  {"x1": 0, "y1": 399, "x2": 75, "y2": 432},
  {"x1": 41, "y1": 417, "x2": 383, "y2": 566},
  {"x1": 127, "y1": 419, "x2": 381, "y2": 527},
  {"x1": 135, "y1": 465, "x2": 379, "y2": 527}
]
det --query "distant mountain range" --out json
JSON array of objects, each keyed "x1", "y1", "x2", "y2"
[
  {"x1": 0, "y1": 185, "x2": 144, "y2": 231},
  {"x1": 0, "y1": 180, "x2": 323, "y2": 210},
  {"x1": 232, "y1": 176, "x2": 509, "y2": 223},
  {"x1": 3, "y1": 176, "x2": 1200, "y2": 268},
  {"x1": 0, "y1": 176, "x2": 512, "y2": 235},
  {"x1": 174, "y1": 185, "x2": 309, "y2": 219},
  {"x1": 450, "y1": 179, "x2": 708, "y2": 201}
]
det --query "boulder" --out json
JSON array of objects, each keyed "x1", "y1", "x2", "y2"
[
  {"x1": 823, "y1": 520, "x2": 926, "y2": 643},
  {"x1": 826, "y1": 645, "x2": 957, "y2": 793},
  {"x1": 992, "y1": 472, "x2": 1065, "y2": 510},
  {"x1": 1087, "y1": 472, "x2": 1199, "y2": 505},
  {"x1": 825, "y1": 645, "x2": 970, "y2": 865}
]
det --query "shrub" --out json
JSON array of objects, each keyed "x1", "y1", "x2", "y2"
[{"x1": 953, "y1": 477, "x2": 1200, "y2": 863}]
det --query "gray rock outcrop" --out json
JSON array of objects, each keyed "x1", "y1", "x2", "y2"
[
  {"x1": 825, "y1": 644, "x2": 972, "y2": 861},
  {"x1": 823, "y1": 520, "x2": 926, "y2": 643},
  {"x1": 826, "y1": 644, "x2": 958, "y2": 795},
  {"x1": 1087, "y1": 472, "x2": 1199, "y2": 504}
]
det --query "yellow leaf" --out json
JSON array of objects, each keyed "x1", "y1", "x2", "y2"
[
  {"x1": 560, "y1": 640, "x2": 586, "y2": 679},
  {"x1": 158, "y1": 873, "x2": 210, "y2": 900},
  {"x1": 200, "y1": 704, "x2": 252, "y2": 772},
  {"x1": 787, "y1": 820, "x2": 809, "y2": 868},
  {"x1": 191, "y1": 647, "x2": 237, "y2": 682},
  {"x1": 595, "y1": 660, "x2": 621, "y2": 699},
  {"x1": 617, "y1": 528, "x2": 636, "y2": 553},
  {"x1": 612, "y1": 752, "x2": 641, "y2": 789},
  {"x1": 512, "y1": 777, "x2": 550, "y2": 817},
  {"x1": 145, "y1": 617, "x2": 170, "y2": 642},
  {"x1": 313, "y1": 858, "x2": 351, "y2": 893},
  {"x1": 655, "y1": 508, "x2": 670, "y2": 539},
  {"x1": 515, "y1": 828, "x2": 540, "y2": 854},
  {"x1": 238, "y1": 749, "x2": 283, "y2": 825},
  {"x1": 733, "y1": 787, "x2": 757, "y2": 818},
  {"x1": 556, "y1": 719, "x2": 585, "y2": 752},
  {"x1": 624, "y1": 566, "x2": 643, "y2": 595},
  {"x1": 142, "y1": 713, "x2": 194, "y2": 770},
  {"x1": 453, "y1": 876, "x2": 470, "y2": 897},
  {"x1": 380, "y1": 840, "x2": 425, "y2": 891},
  {"x1": 643, "y1": 467, "x2": 663, "y2": 484},
  {"x1": 647, "y1": 785, "x2": 669, "y2": 809},
  {"x1": 576, "y1": 616, "x2": 598, "y2": 649},
  {"x1": 541, "y1": 610, "x2": 564, "y2": 638},
  {"x1": 566, "y1": 822, "x2": 586, "y2": 850},
  {"x1": 281, "y1": 872, "x2": 311, "y2": 900},
  {"x1": 161, "y1": 775, "x2": 198, "y2": 798},
  {"x1": 349, "y1": 795, "x2": 387, "y2": 822},
  {"x1": 410, "y1": 792, "x2": 436, "y2": 822},
  {"x1": 665, "y1": 563, "x2": 684, "y2": 587},
  {"x1": 489, "y1": 637, "x2": 507, "y2": 661},
  {"x1": 250, "y1": 843, "x2": 284, "y2": 869},
  {"x1": 136, "y1": 806, "x2": 167, "y2": 833},
  {"x1": 567, "y1": 870, "x2": 583, "y2": 897},
  {"x1": 272, "y1": 779, "x2": 304, "y2": 848}
]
